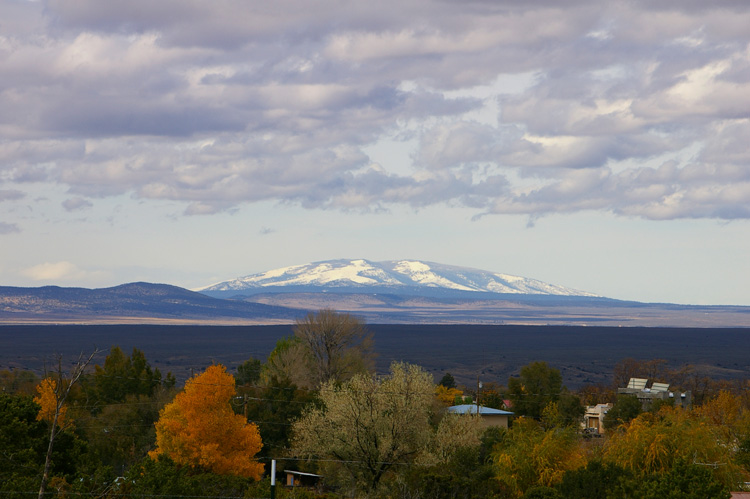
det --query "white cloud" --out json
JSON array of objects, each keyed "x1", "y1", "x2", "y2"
[{"x1": 21, "y1": 261, "x2": 109, "y2": 283}]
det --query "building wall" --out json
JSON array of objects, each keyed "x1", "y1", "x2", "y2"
[{"x1": 479, "y1": 414, "x2": 509, "y2": 428}]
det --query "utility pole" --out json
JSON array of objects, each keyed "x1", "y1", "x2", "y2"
[{"x1": 477, "y1": 376, "x2": 482, "y2": 414}]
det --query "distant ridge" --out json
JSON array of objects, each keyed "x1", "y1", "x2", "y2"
[
  {"x1": 1, "y1": 267, "x2": 748, "y2": 327},
  {"x1": 0, "y1": 282, "x2": 300, "y2": 323},
  {"x1": 197, "y1": 259, "x2": 598, "y2": 299}
]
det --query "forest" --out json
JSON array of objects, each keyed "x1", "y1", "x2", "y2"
[{"x1": 2, "y1": 309, "x2": 750, "y2": 498}]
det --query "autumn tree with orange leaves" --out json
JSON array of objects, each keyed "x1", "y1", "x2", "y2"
[
  {"x1": 150, "y1": 364, "x2": 264, "y2": 479},
  {"x1": 34, "y1": 378, "x2": 68, "y2": 428}
]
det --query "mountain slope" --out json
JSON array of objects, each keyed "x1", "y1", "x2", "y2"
[{"x1": 197, "y1": 259, "x2": 598, "y2": 298}]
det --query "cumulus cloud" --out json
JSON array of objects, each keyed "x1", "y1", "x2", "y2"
[{"x1": 1, "y1": 0, "x2": 749, "y2": 220}]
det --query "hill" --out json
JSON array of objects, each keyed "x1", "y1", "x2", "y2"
[{"x1": 0, "y1": 282, "x2": 301, "y2": 324}]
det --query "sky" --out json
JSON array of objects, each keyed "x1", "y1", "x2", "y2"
[{"x1": 1, "y1": 1, "x2": 749, "y2": 306}]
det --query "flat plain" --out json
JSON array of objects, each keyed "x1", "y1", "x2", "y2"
[{"x1": 2, "y1": 324, "x2": 749, "y2": 389}]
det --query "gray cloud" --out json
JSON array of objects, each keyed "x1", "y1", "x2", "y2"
[
  {"x1": 62, "y1": 197, "x2": 93, "y2": 211},
  {"x1": 0, "y1": 1, "x2": 748, "y2": 220},
  {"x1": 0, "y1": 189, "x2": 25, "y2": 202},
  {"x1": 0, "y1": 222, "x2": 20, "y2": 234}
]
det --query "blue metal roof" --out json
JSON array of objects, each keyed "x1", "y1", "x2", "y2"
[{"x1": 447, "y1": 404, "x2": 513, "y2": 415}]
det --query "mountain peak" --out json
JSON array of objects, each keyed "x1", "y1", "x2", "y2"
[{"x1": 197, "y1": 259, "x2": 598, "y2": 298}]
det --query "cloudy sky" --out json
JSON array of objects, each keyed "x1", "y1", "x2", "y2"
[{"x1": 1, "y1": 0, "x2": 749, "y2": 305}]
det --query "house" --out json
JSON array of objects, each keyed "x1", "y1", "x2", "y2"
[
  {"x1": 447, "y1": 404, "x2": 513, "y2": 428},
  {"x1": 618, "y1": 378, "x2": 692, "y2": 410},
  {"x1": 284, "y1": 470, "x2": 323, "y2": 489},
  {"x1": 582, "y1": 403, "x2": 612, "y2": 435}
]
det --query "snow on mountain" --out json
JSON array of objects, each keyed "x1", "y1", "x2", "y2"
[{"x1": 197, "y1": 259, "x2": 599, "y2": 297}]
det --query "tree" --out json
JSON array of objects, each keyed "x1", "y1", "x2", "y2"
[
  {"x1": 557, "y1": 460, "x2": 633, "y2": 499},
  {"x1": 120, "y1": 455, "x2": 258, "y2": 498},
  {"x1": 0, "y1": 392, "x2": 87, "y2": 496},
  {"x1": 479, "y1": 381, "x2": 507, "y2": 410},
  {"x1": 293, "y1": 308, "x2": 375, "y2": 387},
  {"x1": 73, "y1": 346, "x2": 175, "y2": 476},
  {"x1": 261, "y1": 335, "x2": 315, "y2": 389},
  {"x1": 603, "y1": 394, "x2": 642, "y2": 430},
  {"x1": 1, "y1": 393, "x2": 48, "y2": 489},
  {"x1": 493, "y1": 417, "x2": 586, "y2": 496},
  {"x1": 235, "y1": 357, "x2": 262, "y2": 386},
  {"x1": 612, "y1": 461, "x2": 731, "y2": 499},
  {"x1": 439, "y1": 372, "x2": 457, "y2": 389},
  {"x1": 35, "y1": 378, "x2": 69, "y2": 429},
  {"x1": 603, "y1": 406, "x2": 742, "y2": 488},
  {"x1": 291, "y1": 362, "x2": 434, "y2": 493},
  {"x1": 242, "y1": 373, "x2": 318, "y2": 461},
  {"x1": 508, "y1": 361, "x2": 564, "y2": 419},
  {"x1": 435, "y1": 384, "x2": 464, "y2": 406},
  {"x1": 0, "y1": 369, "x2": 40, "y2": 395},
  {"x1": 91, "y1": 346, "x2": 168, "y2": 404},
  {"x1": 150, "y1": 364, "x2": 264, "y2": 479},
  {"x1": 36, "y1": 351, "x2": 97, "y2": 499},
  {"x1": 418, "y1": 412, "x2": 484, "y2": 466}
]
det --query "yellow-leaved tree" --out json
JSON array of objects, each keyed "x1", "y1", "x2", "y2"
[
  {"x1": 34, "y1": 378, "x2": 68, "y2": 428},
  {"x1": 149, "y1": 364, "x2": 264, "y2": 479}
]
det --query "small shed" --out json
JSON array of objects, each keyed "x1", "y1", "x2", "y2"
[
  {"x1": 447, "y1": 404, "x2": 513, "y2": 428},
  {"x1": 284, "y1": 470, "x2": 323, "y2": 488},
  {"x1": 583, "y1": 403, "x2": 612, "y2": 435}
]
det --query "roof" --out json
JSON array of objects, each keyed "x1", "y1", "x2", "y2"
[
  {"x1": 284, "y1": 470, "x2": 323, "y2": 478},
  {"x1": 447, "y1": 404, "x2": 513, "y2": 415}
]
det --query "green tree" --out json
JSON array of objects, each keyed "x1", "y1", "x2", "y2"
[
  {"x1": 439, "y1": 372, "x2": 457, "y2": 389},
  {"x1": 557, "y1": 460, "x2": 633, "y2": 499},
  {"x1": 603, "y1": 394, "x2": 642, "y2": 430},
  {"x1": 523, "y1": 486, "x2": 563, "y2": 499},
  {"x1": 0, "y1": 392, "x2": 48, "y2": 488},
  {"x1": 291, "y1": 362, "x2": 433, "y2": 493},
  {"x1": 83, "y1": 391, "x2": 170, "y2": 474},
  {"x1": 0, "y1": 392, "x2": 90, "y2": 497},
  {"x1": 398, "y1": 445, "x2": 505, "y2": 499},
  {"x1": 117, "y1": 455, "x2": 257, "y2": 498},
  {"x1": 479, "y1": 381, "x2": 507, "y2": 410},
  {"x1": 91, "y1": 346, "x2": 167, "y2": 404},
  {"x1": 508, "y1": 361, "x2": 564, "y2": 419},
  {"x1": 611, "y1": 461, "x2": 731, "y2": 499},
  {"x1": 235, "y1": 357, "x2": 262, "y2": 386},
  {"x1": 242, "y1": 373, "x2": 318, "y2": 461},
  {"x1": 0, "y1": 369, "x2": 39, "y2": 395}
]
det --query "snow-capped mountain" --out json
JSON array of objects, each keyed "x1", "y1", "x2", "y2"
[{"x1": 197, "y1": 259, "x2": 598, "y2": 298}]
